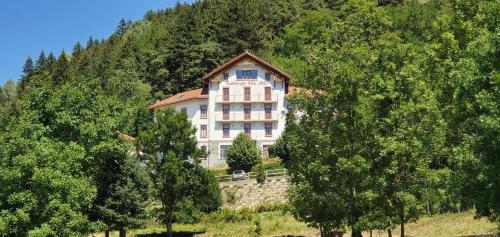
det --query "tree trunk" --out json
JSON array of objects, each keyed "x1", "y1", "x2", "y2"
[
  {"x1": 400, "y1": 203, "x2": 405, "y2": 237},
  {"x1": 427, "y1": 200, "x2": 431, "y2": 215},
  {"x1": 119, "y1": 227, "x2": 126, "y2": 237},
  {"x1": 369, "y1": 229, "x2": 372, "y2": 237},
  {"x1": 167, "y1": 213, "x2": 173, "y2": 237},
  {"x1": 387, "y1": 229, "x2": 392, "y2": 237},
  {"x1": 105, "y1": 229, "x2": 110, "y2": 237}
]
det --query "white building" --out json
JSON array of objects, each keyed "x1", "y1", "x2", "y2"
[{"x1": 149, "y1": 51, "x2": 299, "y2": 168}]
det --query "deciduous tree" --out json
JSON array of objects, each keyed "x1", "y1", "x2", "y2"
[{"x1": 226, "y1": 133, "x2": 262, "y2": 171}]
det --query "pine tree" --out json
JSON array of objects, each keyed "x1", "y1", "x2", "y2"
[
  {"x1": 116, "y1": 18, "x2": 127, "y2": 36},
  {"x1": 72, "y1": 41, "x2": 83, "y2": 56},
  {"x1": 19, "y1": 57, "x2": 34, "y2": 92},
  {"x1": 22, "y1": 57, "x2": 34, "y2": 77},
  {"x1": 53, "y1": 51, "x2": 70, "y2": 86},
  {"x1": 86, "y1": 36, "x2": 94, "y2": 48},
  {"x1": 46, "y1": 52, "x2": 56, "y2": 70},
  {"x1": 35, "y1": 50, "x2": 47, "y2": 69}
]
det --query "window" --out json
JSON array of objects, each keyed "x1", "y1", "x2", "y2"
[
  {"x1": 200, "y1": 105, "x2": 207, "y2": 119},
  {"x1": 181, "y1": 107, "x2": 187, "y2": 114},
  {"x1": 265, "y1": 73, "x2": 271, "y2": 81},
  {"x1": 244, "y1": 87, "x2": 251, "y2": 101},
  {"x1": 265, "y1": 104, "x2": 272, "y2": 119},
  {"x1": 223, "y1": 73, "x2": 229, "y2": 81},
  {"x1": 223, "y1": 123, "x2": 230, "y2": 137},
  {"x1": 223, "y1": 88, "x2": 229, "y2": 101},
  {"x1": 222, "y1": 104, "x2": 230, "y2": 120},
  {"x1": 220, "y1": 145, "x2": 230, "y2": 159},
  {"x1": 200, "y1": 125, "x2": 207, "y2": 138},
  {"x1": 236, "y1": 70, "x2": 257, "y2": 79},
  {"x1": 244, "y1": 123, "x2": 251, "y2": 136},
  {"x1": 262, "y1": 145, "x2": 269, "y2": 158},
  {"x1": 265, "y1": 123, "x2": 272, "y2": 136},
  {"x1": 200, "y1": 145, "x2": 208, "y2": 159},
  {"x1": 265, "y1": 87, "x2": 272, "y2": 101},
  {"x1": 244, "y1": 104, "x2": 251, "y2": 120}
]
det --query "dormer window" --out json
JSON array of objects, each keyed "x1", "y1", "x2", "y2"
[
  {"x1": 265, "y1": 73, "x2": 271, "y2": 81},
  {"x1": 236, "y1": 70, "x2": 257, "y2": 79},
  {"x1": 223, "y1": 73, "x2": 229, "y2": 81}
]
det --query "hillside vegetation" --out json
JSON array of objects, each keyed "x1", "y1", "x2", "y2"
[{"x1": 0, "y1": 0, "x2": 498, "y2": 236}]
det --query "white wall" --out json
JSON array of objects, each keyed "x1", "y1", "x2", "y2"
[
  {"x1": 207, "y1": 62, "x2": 287, "y2": 142},
  {"x1": 170, "y1": 99, "x2": 209, "y2": 143},
  {"x1": 162, "y1": 60, "x2": 289, "y2": 167}
]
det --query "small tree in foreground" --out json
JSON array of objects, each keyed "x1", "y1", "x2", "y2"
[
  {"x1": 226, "y1": 133, "x2": 262, "y2": 171},
  {"x1": 137, "y1": 108, "x2": 221, "y2": 237}
]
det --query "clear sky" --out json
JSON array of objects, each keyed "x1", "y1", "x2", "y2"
[{"x1": 0, "y1": 0, "x2": 194, "y2": 86}]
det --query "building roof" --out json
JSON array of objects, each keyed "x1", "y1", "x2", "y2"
[
  {"x1": 287, "y1": 86, "x2": 323, "y2": 97},
  {"x1": 149, "y1": 52, "x2": 293, "y2": 110},
  {"x1": 149, "y1": 88, "x2": 208, "y2": 110},
  {"x1": 202, "y1": 51, "x2": 291, "y2": 83},
  {"x1": 121, "y1": 133, "x2": 136, "y2": 142}
]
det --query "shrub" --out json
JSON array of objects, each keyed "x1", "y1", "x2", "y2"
[
  {"x1": 225, "y1": 189, "x2": 237, "y2": 205},
  {"x1": 249, "y1": 215, "x2": 262, "y2": 236},
  {"x1": 226, "y1": 133, "x2": 261, "y2": 171},
  {"x1": 252, "y1": 163, "x2": 266, "y2": 184},
  {"x1": 268, "y1": 135, "x2": 289, "y2": 162}
]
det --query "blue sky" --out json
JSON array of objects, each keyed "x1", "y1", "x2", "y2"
[{"x1": 0, "y1": 0, "x2": 194, "y2": 86}]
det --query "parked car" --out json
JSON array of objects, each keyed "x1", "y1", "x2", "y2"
[{"x1": 231, "y1": 170, "x2": 247, "y2": 181}]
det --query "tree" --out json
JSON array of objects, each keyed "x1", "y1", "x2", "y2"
[
  {"x1": 115, "y1": 18, "x2": 129, "y2": 36},
  {"x1": 72, "y1": 42, "x2": 83, "y2": 56},
  {"x1": 18, "y1": 57, "x2": 34, "y2": 93},
  {"x1": 35, "y1": 51, "x2": 47, "y2": 69},
  {"x1": 284, "y1": 1, "x2": 392, "y2": 236},
  {"x1": 268, "y1": 134, "x2": 290, "y2": 162},
  {"x1": 53, "y1": 51, "x2": 70, "y2": 86},
  {"x1": 422, "y1": 0, "x2": 500, "y2": 224},
  {"x1": 22, "y1": 57, "x2": 34, "y2": 77},
  {"x1": 137, "y1": 108, "x2": 219, "y2": 237},
  {"x1": 95, "y1": 150, "x2": 150, "y2": 237},
  {"x1": 369, "y1": 35, "x2": 445, "y2": 236},
  {"x1": 0, "y1": 80, "x2": 17, "y2": 129},
  {"x1": 226, "y1": 133, "x2": 262, "y2": 171},
  {"x1": 0, "y1": 119, "x2": 97, "y2": 236}
]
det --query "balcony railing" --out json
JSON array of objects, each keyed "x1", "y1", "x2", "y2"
[
  {"x1": 216, "y1": 94, "x2": 279, "y2": 103},
  {"x1": 215, "y1": 111, "x2": 279, "y2": 121}
]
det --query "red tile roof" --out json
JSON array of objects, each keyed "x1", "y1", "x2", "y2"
[
  {"x1": 121, "y1": 133, "x2": 136, "y2": 142},
  {"x1": 202, "y1": 51, "x2": 291, "y2": 82},
  {"x1": 287, "y1": 86, "x2": 324, "y2": 96},
  {"x1": 149, "y1": 52, "x2": 293, "y2": 111},
  {"x1": 149, "y1": 88, "x2": 208, "y2": 110}
]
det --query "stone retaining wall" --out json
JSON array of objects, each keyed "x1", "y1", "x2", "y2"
[{"x1": 219, "y1": 176, "x2": 289, "y2": 208}]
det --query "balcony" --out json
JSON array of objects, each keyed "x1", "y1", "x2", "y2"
[
  {"x1": 216, "y1": 94, "x2": 279, "y2": 103},
  {"x1": 215, "y1": 111, "x2": 279, "y2": 122}
]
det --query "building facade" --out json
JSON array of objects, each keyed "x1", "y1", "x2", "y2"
[{"x1": 149, "y1": 51, "x2": 294, "y2": 168}]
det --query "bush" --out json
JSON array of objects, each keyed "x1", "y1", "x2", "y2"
[
  {"x1": 268, "y1": 135, "x2": 289, "y2": 162},
  {"x1": 249, "y1": 215, "x2": 262, "y2": 236},
  {"x1": 252, "y1": 163, "x2": 266, "y2": 184},
  {"x1": 226, "y1": 133, "x2": 261, "y2": 171}
]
